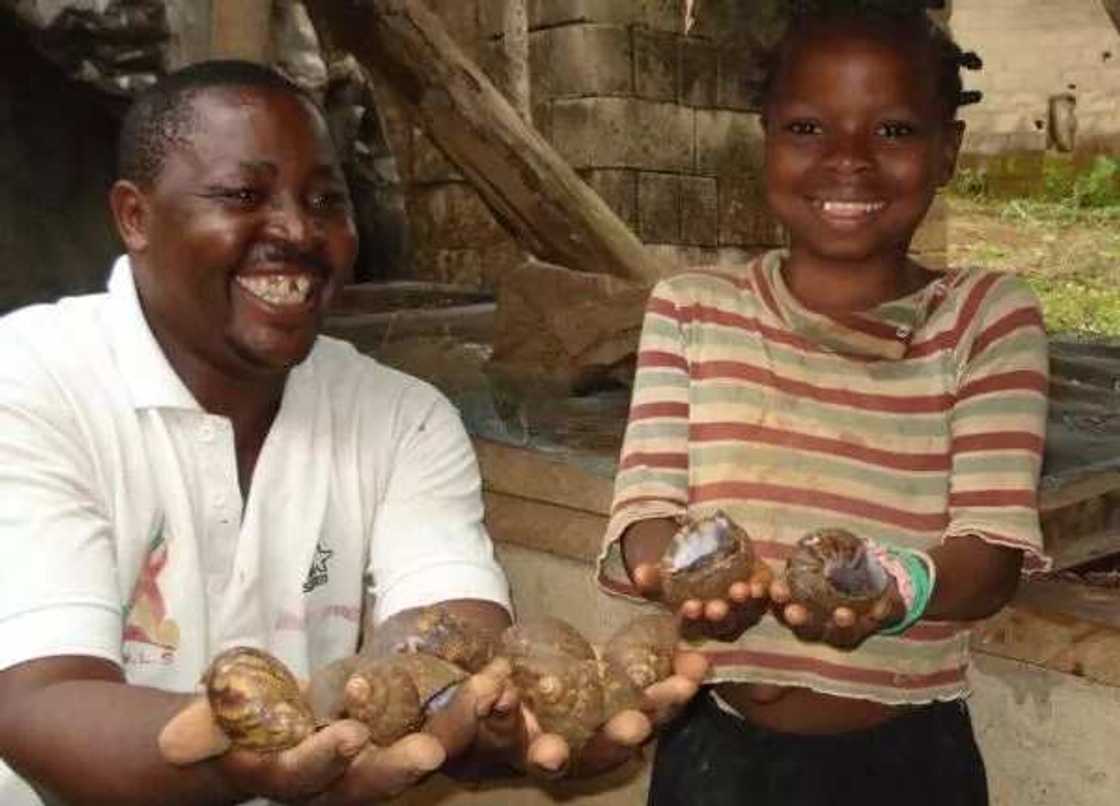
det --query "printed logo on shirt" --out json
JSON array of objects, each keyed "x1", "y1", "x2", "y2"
[
  {"x1": 122, "y1": 521, "x2": 181, "y2": 660},
  {"x1": 303, "y1": 539, "x2": 334, "y2": 593}
]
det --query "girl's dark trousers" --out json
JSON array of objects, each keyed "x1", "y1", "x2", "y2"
[{"x1": 648, "y1": 690, "x2": 989, "y2": 806}]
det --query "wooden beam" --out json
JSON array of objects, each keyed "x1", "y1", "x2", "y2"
[
  {"x1": 302, "y1": 0, "x2": 667, "y2": 285},
  {"x1": 210, "y1": 0, "x2": 272, "y2": 62}
]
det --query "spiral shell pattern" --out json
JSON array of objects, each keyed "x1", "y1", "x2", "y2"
[{"x1": 204, "y1": 646, "x2": 315, "y2": 752}]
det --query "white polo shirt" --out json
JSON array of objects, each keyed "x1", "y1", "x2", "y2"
[{"x1": 0, "y1": 257, "x2": 511, "y2": 804}]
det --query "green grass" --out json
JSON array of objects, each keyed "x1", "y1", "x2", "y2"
[{"x1": 945, "y1": 160, "x2": 1120, "y2": 339}]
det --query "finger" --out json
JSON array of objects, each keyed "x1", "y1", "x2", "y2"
[
  {"x1": 322, "y1": 733, "x2": 445, "y2": 803},
  {"x1": 158, "y1": 697, "x2": 231, "y2": 765},
  {"x1": 704, "y1": 599, "x2": 730, "y2": 622},
  {"x1": 525, "y1": 733, "x2": 570, "y2": 779},
  {"x1": 769, "y1": 579, "x2": 791, "y2": 604},
  {"x1": 422, "y1": 676, "x2": 498, "y2": 758},
  {"x1": 602, "y1": 709, "x2": 651, "y2": 746},
  {"x1": 831, "y1": 607, "x2": 857, "y2": 628},
  {"x1": 672, "y1": 650, "x2": 709, "y2": 683},
  {"x1": 224, "y1": 719, "x2": 370, "y2": 800},
  {"x1": 728, "y1": 581, "x2": 752, "y2": 604},
  {"x1": 782, "y1": 602, "x2": 810, "y2": 627},
  {"x1": 680, "y1": 599, "x2": 705, "y2": 620},
  {"x1": 632, "y1": 563, "x2": 663, "y2": 597},
  {"x1": 643, "y1": 674, "x2": 700, "y2": 725}
]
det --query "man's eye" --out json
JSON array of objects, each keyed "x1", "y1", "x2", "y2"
[
  {"x1": 210, "y1": 187, "x2": 262, "y2": 206},
  {"x1": 786, "y1": 120, "x2": 822, "y2": 136},
  {"x1": 878, "y1": 122, "x2": 915, "y2": 138}
]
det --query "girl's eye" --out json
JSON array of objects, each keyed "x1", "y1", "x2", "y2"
[
  {"x1": 878, "y1": 121, "x2": 916, "y2": 138},
  {"x1": 786, "y1": 120, "x2": 822, "y2": 136}
]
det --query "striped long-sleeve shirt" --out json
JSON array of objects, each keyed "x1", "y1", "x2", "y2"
[{"x1": 598, "y1": 249, "x2": 1050, "y2": 705}]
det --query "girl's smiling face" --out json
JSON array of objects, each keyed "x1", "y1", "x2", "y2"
[{"x1": 763, "y1": 23, "x2": 963, "y2": 275}]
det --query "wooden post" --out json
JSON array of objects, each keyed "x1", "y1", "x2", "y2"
[
  {"x1": 303, "y1": 0, "x2": 667, "y2": 285},
  {"x1": 210, "y1": 0, "x2": 273, "y2": 62}
]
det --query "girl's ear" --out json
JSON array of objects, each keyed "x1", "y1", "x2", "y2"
[
  {"x1": 109, "y1": 180, "x2": 152, "y2": 253},
  {"x1": 938, "y1": 120, "x2": 966, "y2": 187}
]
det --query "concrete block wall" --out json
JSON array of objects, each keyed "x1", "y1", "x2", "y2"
[
  {"x1": 953, "y1": 0, "x2": 1120, "y2": 193},
  {"x1": 392, "y1": 0, "x2": 789, "y2": 288},
  {"x1": 395, "y1": 0, "x2": 958, "y2": 287}
]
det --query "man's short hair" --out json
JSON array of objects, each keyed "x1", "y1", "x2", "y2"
[{"x1": 117, "y1": 60, "x2": 316, "y2": 188}]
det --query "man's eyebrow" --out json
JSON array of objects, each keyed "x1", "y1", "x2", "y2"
[{"x1": 237, "y1": 160, "x2": 278, "y2": 176}]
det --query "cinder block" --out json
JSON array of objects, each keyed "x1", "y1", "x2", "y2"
[
  {"x1": 581, "y1": 169, "x2": 638, "y2": 231},
  {"x1": 634, "y1": 28, "x2": 678, "y2": 102},
  {"x1": 552, "y1": 97, "x2": 694, "y2": 171},
  {"x1": 637, "y1": 171, "x2": 680, "y2": 243},
  {"x1": 680, "y1": 175, "x2": 718, "y2": 246},
  {"x1": 695, "y1": 109, "x2": 764, "y2": 177},
  {"x1": 717, "y1": 42, "x2": 764, "y2": 111},
  {"x1": 679, "y1": 37, "x2": 717, "y2": 107},
  {"x1": 718, "y1": 175, "x2": 783, "y2": 248},
  {"x1": 530, "y1": 24, "x2": 632, "y2": 99}
]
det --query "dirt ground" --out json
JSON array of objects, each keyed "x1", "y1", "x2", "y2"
[{"x1": 946, "y1": 195, "x2": 1120, "y2": 338}]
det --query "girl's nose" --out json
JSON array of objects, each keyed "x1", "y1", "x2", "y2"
[{"x1": 824, "y1": 133, "x2": 873, "y2": 173}]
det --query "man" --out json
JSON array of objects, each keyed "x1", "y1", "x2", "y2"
[{"x1": 0, "y1": 61, "x2": 703, "y2": 804}]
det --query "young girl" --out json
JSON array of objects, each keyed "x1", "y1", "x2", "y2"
[{"x1": 597, "y1": 5, "x2": 1050, "y2": 805}]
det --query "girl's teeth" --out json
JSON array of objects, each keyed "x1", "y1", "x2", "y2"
[
  {"x1": 236, "y1": 275, "x2": 314, "y2": 305},
  {"x1": 820, "y1": 201, "x2": 885, "y2": 214}
]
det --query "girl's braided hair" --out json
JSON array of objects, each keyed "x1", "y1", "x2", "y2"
[{"x1": 761, "y1": 0, "x2": 984, "y2": 117}]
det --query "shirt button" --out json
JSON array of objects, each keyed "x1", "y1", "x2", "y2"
[
  {"x1": 896, "y1": 326, "x2": 911, "y2": 339},
  {"x1": 199, "y1": 423, "x2": 215, "y2": 442}
]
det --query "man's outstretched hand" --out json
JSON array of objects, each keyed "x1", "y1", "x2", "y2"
[{"x1": 520, "y1": 649, "x2": 708, "y2": 779}]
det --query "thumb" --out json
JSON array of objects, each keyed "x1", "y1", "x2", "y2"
[{"x1": 632, "y1": 563, "x2": 664, "y2": 598}]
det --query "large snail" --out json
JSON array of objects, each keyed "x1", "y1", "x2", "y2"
[
  {"x1": 501, "y1": 613, "x2": 678, "y2": 750},
  {"x1": 785, "y1": 528, "x2": 891, "y2": 618},
  {"x1": 158, "y1": 607, "x2": 678, "y2": 764},
  {"x1": 659, "y1": 511, "x2": 757, "y2": 609}
]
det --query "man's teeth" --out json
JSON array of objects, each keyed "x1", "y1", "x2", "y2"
[
  {"x1": 819, "y1": 200, "x2": 886, "y2": 214},
  {"x1": 236, "y1": 275, "x2": 313, "y2": 305}
]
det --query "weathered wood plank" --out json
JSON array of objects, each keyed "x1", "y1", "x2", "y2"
[{"x1": 303, "y1": 0, "x2": 668, "y2": 285}]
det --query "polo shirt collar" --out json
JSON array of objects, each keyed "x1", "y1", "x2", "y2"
[
  {"x1": 107, "y1": 255, "x2": 202, "y2": 411},
  {"x1": 759, "y1": 249, "x2": 946, "y2": 360}
]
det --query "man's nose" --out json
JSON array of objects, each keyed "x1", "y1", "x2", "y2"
[{"x1": 263, "y1": 194, "x2": 321, "y2": 246}]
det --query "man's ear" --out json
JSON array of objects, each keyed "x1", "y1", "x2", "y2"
[
  {"x1": 109, "y1": 180, "x2": 152, "y2": 253},
  {"x1": 938, "y1": 120, "x2": 966, "y2": 188}
]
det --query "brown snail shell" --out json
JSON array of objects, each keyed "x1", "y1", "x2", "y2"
[
  {"x1": 599, "y1": 613, "x2": 678, "y2": 715},
  {"x1": 501, "y1": 617, "x2": 597, "y2": 663},
  {"x1": 499, "y1": 615, "x2": 678, "y2": 750},
  {"x1": 342, "y1": 653, "x2": 468, "y2": 746},
  {"x1": 660, "y1": 511, "x2": 755, "y2": 609},
  {"x1": 364, "y1": 605, "x2": 496, "y2": 673},
  {"x1": 204, "y1": 646, "x2": 315, "y2": 753},
  {"x1": 785, "y1": 528, "x2": 890, "y2": 617}
]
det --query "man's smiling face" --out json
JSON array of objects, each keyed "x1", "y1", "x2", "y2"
[{"x1": 129, "y1": 85, "x2": 357, "y2": 379}]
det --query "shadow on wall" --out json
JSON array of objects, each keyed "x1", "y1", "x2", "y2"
[{"x1": 0, "y1": 14, "x2": 121, "y2": 314}]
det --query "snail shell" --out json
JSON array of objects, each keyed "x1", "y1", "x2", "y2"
[
  {"x1": 599, "y1": 614, "x2": 677, "y2": 715},
  {"x1": 204, "y1": 646, "x2": 315, "y2": 753},
  {"x1": 499, "y1": 618, "x2": 604, "y2": 750},
  {"x1": 785, "y1": 528, "x2": 890, "y2": 617},
  {"x1": 364, "y1": 605, "x2": 496, "y2": 673},
  {"x1": 660, "y1": 511, "x2": 755, "y2": 609},
  {"x1": 343, "y1": 654, "x2": 468, "y2": 746}
]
